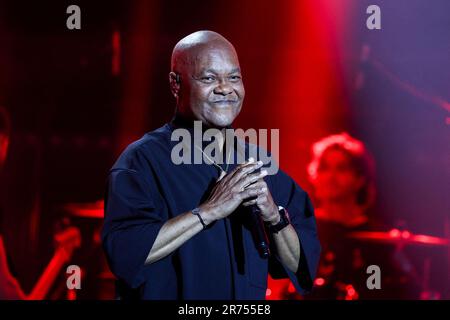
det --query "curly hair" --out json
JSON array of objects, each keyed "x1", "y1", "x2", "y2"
[{"x1": 307, "y1": 133, "x2": 376, "y2": 209}]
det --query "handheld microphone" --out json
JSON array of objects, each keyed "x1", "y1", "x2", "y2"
[{"x1": 249, "y1": 205, "x2": 270, "y2": 259}]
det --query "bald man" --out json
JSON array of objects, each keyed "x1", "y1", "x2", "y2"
[{"x1": 102, "y1": 31, "x2": 320, "y2": 300}]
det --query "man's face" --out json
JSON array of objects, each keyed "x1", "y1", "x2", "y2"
[
  {"x1": 314, "y1": 148, "x2": 364, "y2": 202},
  {"x1": 179, "y1": 48, "x2": 245, "y2": 128}
]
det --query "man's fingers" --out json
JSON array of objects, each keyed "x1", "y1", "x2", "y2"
[
  {"x1": 246, "y1": 180, "x2": 267, "y2": 189},
  {"x1": 218, "y1": 160, "x2": 254, "y2": 184},
  {"x1": 238, "y1": 171, "x2": 268, "y2": 190},
  {"x1": 242, "y1": 199, "x2": 257, "y2": 207},
  {"x1": 219, "y1": 159, "x2": 254, "y2": 183},
  {"x1": 239, "y1": 185, "x2": 266, "y2": 201},
  {"x1": 229, "y1": 158, "x2": 263, "y2": 182}
]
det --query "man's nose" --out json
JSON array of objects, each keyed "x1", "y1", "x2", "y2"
[{"x1": 213, "y1": 80, "x2": 233, "y2": 95}]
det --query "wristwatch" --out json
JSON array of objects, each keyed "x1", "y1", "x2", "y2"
[{"x1": 268, "y1": 206, "x2": 290, "y2": 233}]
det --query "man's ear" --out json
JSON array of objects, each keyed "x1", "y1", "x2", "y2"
[{"x1": 169, "y1": 72, "x2": 180, "y2": 98}]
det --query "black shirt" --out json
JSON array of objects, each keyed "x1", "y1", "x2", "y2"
[{"x1": 102, "y1": 122, "x2": 321, "y2": 299}]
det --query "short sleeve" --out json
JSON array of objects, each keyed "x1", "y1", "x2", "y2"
[{"x1": 101, "y1": 166, "x2": 167, "y2": 289}]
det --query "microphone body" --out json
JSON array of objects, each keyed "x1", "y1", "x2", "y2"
[{"x1": 249, "y1": 205, "x2": 270, "y2": 259}]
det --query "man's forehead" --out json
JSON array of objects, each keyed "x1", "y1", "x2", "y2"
[{"x1": 190, "y1": 48, "x2": 240, "y2": 74}]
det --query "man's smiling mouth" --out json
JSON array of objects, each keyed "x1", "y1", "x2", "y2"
[{"x1": 211, "y1": 100, "x2": 238, "y2": 105}]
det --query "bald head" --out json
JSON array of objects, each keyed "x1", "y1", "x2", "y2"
[
  {"x1": 169, "y1": 31, "x2": 245, "y2": 128},
  {"x1": 171, "y1": 31, "x2": 238, "y2": 72}
]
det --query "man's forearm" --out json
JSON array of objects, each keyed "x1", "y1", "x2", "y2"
[
  {"x1": 145, "y1": 205, "x2": 301, "y2": 272},
  {"x1": 271, "y1": 225, "x2": 301, "y2": 273},
  {"x1": 145, "y1": 206, "x2": 214, "y2": 265}
]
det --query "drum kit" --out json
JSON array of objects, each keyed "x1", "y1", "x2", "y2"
[
  {"x1": 314, "y1": 226, "x2": 450, "y2": 300},
  {"x1": 267, "y1": 223, "x2": 450, "y2": 300},
  {"x1": 63, "y1": 200, "x2": 104, "y2": 219},
  {"x1": 347, "y1": 227, "x2": 450, "y2": 300},
  {"x1": 347, "y1": 229, "x2": 450, "y2": 247}
]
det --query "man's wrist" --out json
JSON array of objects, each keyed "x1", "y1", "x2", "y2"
[
  {"x1": 197, "y1": 204, "x2": 216, "y2": 226},
  {"x1": 267, "y1": 207, "x2": 281, "y2": 226},
  {"x1": 268, "y1": 206, "x2": 291, "y2": 233}
]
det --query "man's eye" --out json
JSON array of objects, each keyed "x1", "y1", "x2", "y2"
[
  {"x1": 201, "y1": 76, "x2": 215, "y2": 82},
  {"x1": 230, "y1": 75, "x2": 241, "y2": 81}
]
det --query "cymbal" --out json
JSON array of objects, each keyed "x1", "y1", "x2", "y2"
[
  {"x1": 347, "y1": 229, "x2": 450, "y2": 247},
  {"x1": 63, "y1": 200, "x2": 104, "y2": 219}
]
